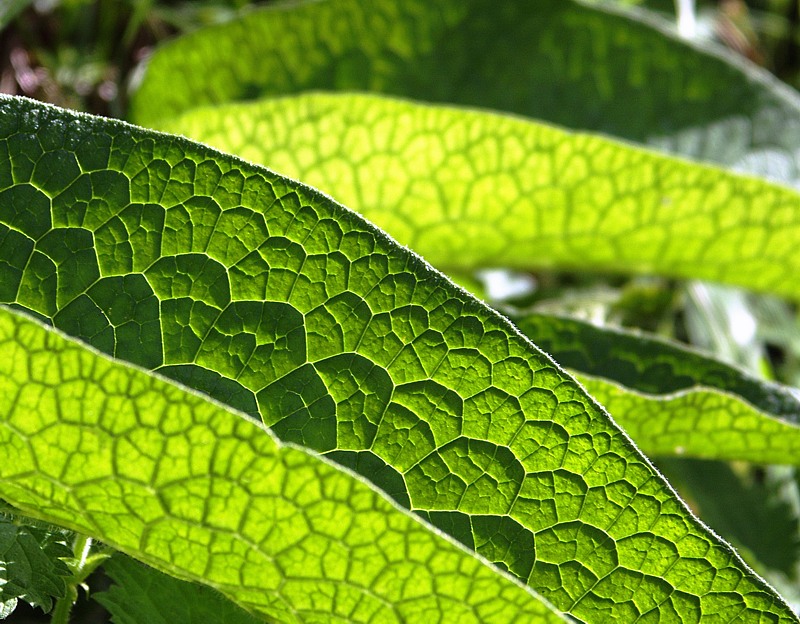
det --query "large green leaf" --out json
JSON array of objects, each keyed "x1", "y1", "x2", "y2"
[
  {"x1": 0, "y1": 95, "x2": 795, "y2": 621},
  {"x1": 0, "y1": 306, "x2": 565, "y2": 623},
  {"x1": 511, "y1": 313, "x2": 800, "y2": 465},
  {"x1": 159, "y1": 92, "x2": 800, "y2": 300},
  {"x1": 131, "y1": 0, "x2": 800, "y2": 184},
  {"x1": 164, "y1": 98, "x2": 800, "y2": 460}
]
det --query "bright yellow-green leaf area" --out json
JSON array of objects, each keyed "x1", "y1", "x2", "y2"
[
  {"x1": 577, "y1": 373, "x2": 800, "y2": 466},
  {"x1": 131, "y1": 0, "x2": 800, "y2": 190},
  {"x1": 0, "y1": 307, "x2": 566, "y2": 623},
  {"x1": 509, "y1": 313, "x2": 800, "y2": 468},
  {"x1": 161, "y1": 92, "x2": 800, "y2": 301}
]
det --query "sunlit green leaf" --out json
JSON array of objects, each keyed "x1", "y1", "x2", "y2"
[
  {"x1": 579, "y1": 374, "x2": 800, "y2": 464},
  {"x1": 160, "y1": 92, "x2": 800, "y2": 300},
  {"x1": 0, "y1": 95, "x2": 795, "y2": 620},
  {"x1": 132, "y1": 0, "x2": 800, "y2": 184},
  {"x1": 0, "y1": 306, "x2": 565, "y2": 623}
]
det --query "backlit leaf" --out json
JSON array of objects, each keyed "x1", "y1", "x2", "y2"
[
  {"x1": 131, "y1": 0, "x2": 800, "y2": 184},
  {"x1": 0, "y1": 306, "x2": 565, "y2": 623},
  {"x1": 0, "y1": 95, "x2": 794, "y2": 620},
  {"x1": 513, "y1": 313, "x2": 800, "y2": 465},
  {"x1": 160, "y1": 92, "x2": 800, "y2": 300}
]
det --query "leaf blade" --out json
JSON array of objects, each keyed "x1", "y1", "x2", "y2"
[
  {"x1": 0, "y1": 516, "x2": 71, "y2": 616},
  {"x1": 131, "y1": 0, "x2": 800, "y2": 184},
  {"x1": 96, "y1": 554, "x2": 273, "y2": 624},
  {"x1": 0, "y1": 306, "x2": 566, "y2": 623},
  {"x1": 0, "y1": 94, "x2": 795, "y2": 621},
  {"x1": 159, "y1": 92, "x2": 800, "y2": 301},
  {"x1": 578, "y1": 374, "x2": 800, "y2": 464}
]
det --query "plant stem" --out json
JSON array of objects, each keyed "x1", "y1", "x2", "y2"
[
  {"x1": 49, "y1": 585, "x2": 78, "y2": 624},
  {"x1": 49, "y1": 534, "x2": 97, "y2": 624},
  {"x1": 72, "y1": 535, "x2": 92, "y2": 570}
]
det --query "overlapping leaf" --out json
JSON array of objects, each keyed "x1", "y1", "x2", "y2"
[
  {"x1": 159, "y1": 89, "x2": 800, "y2": 467},
  {"x1": 578, "y1": 374, "x2": 800, "y2": 464},
  {"x1": 131, "y1": 0, "x2": 800, "y2": 184},
  {"x1": 138, "y1": 0, "x2": 800, "y2": 477},
  {"x1": 135, "y1": 0, "x2": 800, "y2": 471},
  {"x1": 0, "y1": 95, "x2": 795, "y2": 620},
  {"x1": 0, "y1": 306, "x2": 565, "y2": 623},
  {"x1": 512, "y1": 313, "x2": 800, "y2": 465},
  {"x1": 159, "y1": 92, "x2": 800, "y2": 300},
  {"x1": 96, "y1": 555, "x2": 265, "y2": 624}
]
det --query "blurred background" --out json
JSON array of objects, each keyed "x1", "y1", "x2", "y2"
[{"x1": 3, "y1": 1, "x2": 799, "y2": 118}]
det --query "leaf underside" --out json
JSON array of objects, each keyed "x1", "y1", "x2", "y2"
[
  {"x1": 0, "y1": 305, "x2": 565, "y2": 623},
  {"x1": 0, "y1": 95, "x2": 795, "y2": 621},
  {"x1": 131, "y1": 0, "x2": 800, "y2": 187}
]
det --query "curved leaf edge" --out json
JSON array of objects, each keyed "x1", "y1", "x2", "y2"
[
  {"x1": 0, "y1": 304, "x2": 569, "y2": 623},
  {"x1": 0, "y1": 94, "x2": 795, "y2": 620},
  {"x1": 511, "y1": 311, "x2": 800, "y2": 422}
]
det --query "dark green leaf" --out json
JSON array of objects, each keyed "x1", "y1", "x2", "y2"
[
  {"x1": 96, "y1": 555, "x2": 266, "y2": 624},
  {"x1": 132, "y1": 0, "x2": 800, "y2": 184},
  {"x1": 511, "y1": 313, "x2": 790, "y2": 407},
  {"x1": 0, "y1": 515, "x2": 71, "y2": 615}
]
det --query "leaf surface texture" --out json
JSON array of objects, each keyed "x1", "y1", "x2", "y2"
[
  {"x1": 0, "y1": 306, "x2": 565, "y2": 623},
  {"x1": 131, "y1": 0, "x2": 800, "y2": 184},
  {"x1": 0, "y1": 95, "x2": 795, "y2": 621},
  {"x1": 159, "y1": 92, "x2": 800, "y2": 300}
]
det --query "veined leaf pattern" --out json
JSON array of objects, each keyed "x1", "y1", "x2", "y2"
[
  {"x1": 159, "y1": 92, "x2": 800, "y2": 300},
  {"x1": 0, "y1": 95, "x2": 794, "y2": 621},
  {"x1": 0, "y1": 306, "x2": 566, "y2": 622}
]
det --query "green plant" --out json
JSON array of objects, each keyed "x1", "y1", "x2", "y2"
[{"x1": 4, "y1": 0, "x2": 800, "y2": 621}]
